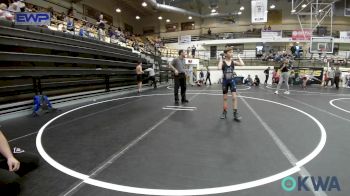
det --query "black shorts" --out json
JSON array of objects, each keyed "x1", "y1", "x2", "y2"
[
  {"x1": 222, "y1": 79, "x2": 237, "y2": 94},
  {"x1": 137, "y1": 74, "x2": 142, "y2": 82}
]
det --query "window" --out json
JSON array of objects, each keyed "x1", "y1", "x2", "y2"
[
  {"x1": 181, "y1": 22, "x2": 195, "y2": 31},
  {"x1": 166, "y1": 23, "x2": 178, "y2": 32}
]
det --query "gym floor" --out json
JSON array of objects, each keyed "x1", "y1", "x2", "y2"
[{"x1": 2, "y1": 84, "x2": 350, "y2": 196}]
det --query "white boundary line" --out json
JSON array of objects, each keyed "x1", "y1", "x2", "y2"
[
  {"x1": 8, "y1": 131, "x2": 38, "y2": 143},
  {"x1": 9, "y1": 98, "x2": 143, "y2": 143},
  {"x1": 329, "y1": 98, "x2": 350, "y2": 114},
  {"x1": 164, "y1": 106, "x2": 197, "y2": 109},
  {"x1": 167, "y1": 86, "x2": 251, "y2": 91},
  {"x1": 162, "y1": 108, "x2": 195, "y2": 111},
  {"x1": 240, "y1": 97, "x2": 327, "y2": 196},
  {"x1": 36, "y1": 93, "x2": 327, "y2": 196}
]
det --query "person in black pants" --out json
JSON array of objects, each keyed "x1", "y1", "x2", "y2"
[
  {"x1": 264, "y1": 67, "x2": 270, "y2": 85},
  {"x1": 334, "y1": 66, "x2": 342, "y2": 89},
  {"x1": 169, "y1": 50, "x2": 188, "y2": 104},
  {"x1": 145, "y1": 67, "x2": 157, "y2": 89},
  {"x1": 205, "y1": 70, "x2": 211, "y2": 85},
  {"x1": 0, "y1": 130, "x2": 39, "y2": 196}
]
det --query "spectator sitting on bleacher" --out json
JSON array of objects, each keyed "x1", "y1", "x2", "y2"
[
  {"x1": 0, "y1": 3, "x2": 14, "y2": 21},
  {"x1": 120, "y1": 33, "x2": 126, "y2": 43},
  {"x1": 88, "y1": 24, "x2": 97, "y2": 39},
  {"x1": 47, "y1": 6, "x2": 54, "y2": 18},
  {"x1": 79, "y1": 22, "x2": 88, "y2": 37},
  {"x1": 108, "y1": 26, "x2": 114, "y2": 39},
  {"x1": 57, "y1": 22, "x2": 66, "y2": 32},
  {"x1": 115, "y1": 27, "x2": 121, "y2": 38},
  {"x1": 7, "y1": 3, "x2": 17, "y2": 13},
  {"x1": 132, "y1": 41, "x2": 140, "y2": 51},
  {"x1": 65, "y1": 15, "x2": 74, "y2": 33},
  {"x1": 56, "y1": 11, "x2": 65, "y2": 21},
  {"x1": 8, "y1": 0, "x2": 23, "y2": 13}
]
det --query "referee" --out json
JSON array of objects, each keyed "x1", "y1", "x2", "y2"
[{"x1": 169, "y1": 50, "x2": 189, "y2": 104}]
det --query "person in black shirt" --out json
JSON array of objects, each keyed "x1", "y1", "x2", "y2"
[
  {"x1": 274, "y1": 58, "x2": 290, "y2": 94},
  {"x1": 218, "y1": 47, "x2": 245, "y2": 121},
  {"x1": 264, "y1": 67, "x2": 270, "y2": 85},
  {"x1": 253, "y1": 75, "x2": 260, "y2": 86},
  {"x1": 191, "y1": 45, "x2": 196, "y2": 58},
  {"x1": 169, "y1": 50, "x2": 189, "y2": 104},
  {"x1": 205, "y1": 70, "x2": 211, "y2": 85},
  {"x1": 208, "y1": 28, "x2": 212, "y2": 35}
]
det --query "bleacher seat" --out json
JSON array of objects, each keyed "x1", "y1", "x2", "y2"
[
  {"x1": 0, "y1": 19, "x2": 159, "y2": 107},
  {"x1": 41, "y1": 28, "x2": 53, "y2": 35},
  {"x1": 53, "y1": 31, "x2": 66, "y2": 37},
  {"x1": 14, "y1": 24, "x2": 29, "y2": 30},
  {"x1": 28, "y1": 26, "x2": 43, "y2": 33},
  {"x1": 64, "y1": 33, "x2": 74, "y2": 39},
  {"x1": 0, "y1": 19, "x2": 13, "y2": 27}
]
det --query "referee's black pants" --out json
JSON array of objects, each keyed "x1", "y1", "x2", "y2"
[{"x1": 174, "y1": 73, "x2": 187, "y2": 102}]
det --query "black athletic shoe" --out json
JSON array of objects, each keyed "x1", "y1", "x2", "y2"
[
  {"x1": 175, "y1": 100, "x2": 179, "y2": 105},
  {"x1": 220, "y1": 110, "x2": 227, "y2": 119},
  {"x1": 233, "y1": 112, "x2": 242, "y2": 122},
  {"x1": 182, "y1": 99, "x2": 189, "y2": 103}
]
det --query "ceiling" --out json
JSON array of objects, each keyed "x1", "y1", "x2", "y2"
[
  {"x1": 118, "y1": 0, "x2": 156, "y2": 16},
  {"x1": 72, "y1": 0, "x2": 346, "y2": 18},
  {"x1": 126, "y1": 0, "x2": 346, "y2": 16}
]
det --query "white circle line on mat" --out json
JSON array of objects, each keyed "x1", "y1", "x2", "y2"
[
  {"x1": 36, "y1": 93, "x2": 327, "y2": 196},
  {"x1": 329, "y1": 98, "x2": 350, "y2": 114}
]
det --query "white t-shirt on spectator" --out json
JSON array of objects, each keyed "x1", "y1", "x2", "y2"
[
  {"x1": 8, "y1": 3, "x2": 21, "y2": 12},
  {"x1": 18, "y1": 2, "x2": 25, "y2": 9},
  {"x1": 57, "y1": 23, "x2": 64, "y2": 31},
  {"x1": 0, "y1": 9, "x2": 14, "y2": 20},
  {"x1": 145, "y1": 68, "x2": 155, "y2": 77}
]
